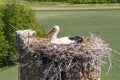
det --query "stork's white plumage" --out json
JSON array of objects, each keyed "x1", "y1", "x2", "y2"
[{"x1": 47, "y1": 25, "x2": 83, "y2": 44}]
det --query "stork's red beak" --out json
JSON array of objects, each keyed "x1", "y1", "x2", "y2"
[{"x1": 46, "y1": 28, "x2": 55, "y2": 36}]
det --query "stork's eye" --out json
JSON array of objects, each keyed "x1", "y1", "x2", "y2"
[{"x1": 53, "y1": 28, "x2": 56, "y2": 31}]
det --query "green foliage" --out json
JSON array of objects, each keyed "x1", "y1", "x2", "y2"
[
  {"x1": 24, "y1": 0, "x2": 120, "y2": 3},
  {"x1": 3, "y1": 3, "x2": 45, "y2": 38},
  {"x1": 3, "y1": 3, "x2": 35, "y2": 42},
  {"x1": 24, "y1": 0, "x2": 65, "y2": 2},
  {"x1": 68, "y1": 0, "x2": 116, "y2": 4},
  {"x1": 0, "y1": 3, "x2": 45, "y2": 67},
  {"x1": 0, "y1": 7, "x2": 9, "y2": 67}
]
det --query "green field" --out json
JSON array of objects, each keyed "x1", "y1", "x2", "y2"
[
  {"x1": 36, "y1": 9, "x2": 120, "y2": 49},
  {"x1": 0, "y1": 66, "x2": 18, "y2": 80},
  {"x1": 0, "y1": 9, "x2": 120, "y2": 80},
  {"x1": 36, "y1": 9, "x2": 120, "y2": 80}
]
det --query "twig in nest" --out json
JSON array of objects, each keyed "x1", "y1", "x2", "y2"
[
  {"x1": 113, "y1": 49, "x2": 120, "y2": 55},
  {"x1": 106, "y1": 55, "x2": 112, "y2": 75}
]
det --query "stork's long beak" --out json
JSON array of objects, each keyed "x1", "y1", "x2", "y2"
[{"x1": 46, "y1": 28, "x2": 55, "y2": 36}]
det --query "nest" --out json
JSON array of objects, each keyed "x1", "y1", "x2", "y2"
[{"x1": 18, "y1": 31, "x2": 112, "y2": 80}]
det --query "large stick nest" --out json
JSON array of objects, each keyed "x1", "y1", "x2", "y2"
[{"x1": 18, "y1": 33, "x2": 112, "y2": 80}]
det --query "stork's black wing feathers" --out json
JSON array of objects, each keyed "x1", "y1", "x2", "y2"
[{"x1": 69, "y1": 36, "x2": 83, "y2": 43}]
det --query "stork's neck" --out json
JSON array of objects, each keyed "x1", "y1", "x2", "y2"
[{"x1": 51, "y1": 30, "x2": 59, "y2": 40}]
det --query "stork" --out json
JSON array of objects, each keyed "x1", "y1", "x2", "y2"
[{"x1": 47, "y1": 25, "x2": 83, "y2": 44}]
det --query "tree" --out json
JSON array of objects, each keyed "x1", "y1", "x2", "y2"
[
  {"x1": 3, "y1": 3, "x2": 35, "y2": 42},
  {"x1": 24, "y1": 0, "x2": 120, "y2": 3},
  {"x1": 1, "y1": 3, "x2": 45, "y2": 66},
  {"x1": 0, "y1": 7, "x2": 9, "y2": 67}
]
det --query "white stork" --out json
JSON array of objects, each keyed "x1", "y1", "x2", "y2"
[{"x1": 47, "y1": 25, "x2": 83, "y2": 44}]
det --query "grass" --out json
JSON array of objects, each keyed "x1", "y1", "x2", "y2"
[
  {"x1": 36, "y1": 9, "x2": 120, "y2": 80},
  {"x1": 0, "y1": 65, "x2": 18, "y2": 80},
  {"x1": 36, "y1": 9, "x2": 120, "y2": 51}
]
